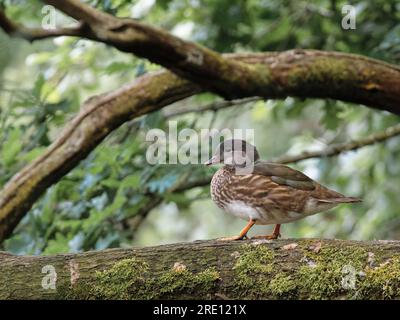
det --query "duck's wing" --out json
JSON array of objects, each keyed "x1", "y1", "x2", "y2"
[
  {"x1": 252, "y1": 161, "x2": 316, "y2": 191},
  {"x1": 252, "y1": 161, "x2": 362, "y2": 203}
]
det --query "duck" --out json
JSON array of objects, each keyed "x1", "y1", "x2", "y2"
[{"x1": 205, "y1": 139, "x2": 361, "y2": 240}]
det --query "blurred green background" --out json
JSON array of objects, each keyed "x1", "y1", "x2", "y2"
[{"x1": 0, "y1": 0, "x2": 399, "y2": 255}]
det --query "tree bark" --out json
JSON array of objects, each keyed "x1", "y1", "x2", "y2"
[{"x1": 1, "y1": 239, "x2": 399, "y2": 300}]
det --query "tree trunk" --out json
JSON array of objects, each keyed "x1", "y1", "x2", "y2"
[{"x1": 1, "y1": 239, "x2": 399, "y2": 300}]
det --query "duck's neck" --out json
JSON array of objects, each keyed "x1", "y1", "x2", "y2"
[
  {"x1": 223, "y1": 162, "x2": 255, "y2": 173},
  {"x1": 222, "y1": 165, "x2": 236, "y2": 173}
]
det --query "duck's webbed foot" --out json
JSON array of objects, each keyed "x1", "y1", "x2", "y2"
[
  {"x1": 251, "y1": 224, "x2": 281, "y2": 240},
  {"x1": 217, "y1": 219, "x2": 256, "y2": 241}
]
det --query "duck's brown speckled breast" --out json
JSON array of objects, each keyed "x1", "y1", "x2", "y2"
[{"x1": 210, "y1": 166, "x2": 235, "y2": 209}]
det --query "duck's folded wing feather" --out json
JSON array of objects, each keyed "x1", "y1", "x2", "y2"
[{"x1": 252, "y1": 161, "x2": 316, "y2": 191}]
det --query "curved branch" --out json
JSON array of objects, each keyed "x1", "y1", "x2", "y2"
[
  {"x1": 274, "y1": 123, "x2": 400, "y2": 163},
  {"x1": 42, "y1": 0, "x2": 270, "y2": 99},
  {"x1": 2, "y1": 4, "x2": 400, "y2": 113},
  {"x1": 42, "y1": 1, "x2": 400, "y2": 113}
]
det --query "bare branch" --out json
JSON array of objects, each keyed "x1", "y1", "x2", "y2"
[
  {"x1": 274, "y1": 123, "x2": 400, "y2": 164},
  {"x1": 163, "y1": 97, "x2": 261, "y2": 118}
]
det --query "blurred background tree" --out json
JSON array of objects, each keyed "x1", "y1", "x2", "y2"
[{"x1": 0, "y1": 0, "x2": 399, "y2": 255}]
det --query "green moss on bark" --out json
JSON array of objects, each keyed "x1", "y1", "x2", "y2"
[
  {"x1": 233, "y1": 244, "x2": 275, "y2": 298},
  {"x1": 297, "y1": 244, "x2": 368, "y2": 299},
  {"x1": 286, "y1": 57, "x2": 358, "y2": 90},
  {"x1": 84, "y1": 258, "x2": 220, "y2": 300},
  {"x1": 230, "y1": 241, "x2": 400, "y2": 300},
  {"x1": 268, "y1": 274, "x2": 297, "y2": 298},
  {"x1": 93, "y1": 258, "x2": 149, "y2": 299},
  {"x1": 360, "y1": 257, "x2": 400, "y2": 299},
  {"x1": 40, "y1": 240, "x2": 400, "y2": 300},
  {"x1": 155, "y1": 267, "x2": 220, "y2": 299}
]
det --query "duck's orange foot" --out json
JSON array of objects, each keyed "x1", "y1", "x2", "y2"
[
  {"x1": 251, "y1": 224, "x2": 281, "y2": 240},
  {"x1": 218, "y1": 234, "x2": 248, "y2": 241},
  {"x1": 251, "y1": 233, "x2": 281, "y2": 240},
  {"x1": 218, "y1": 219, "x2": 256, "y2": 241}
]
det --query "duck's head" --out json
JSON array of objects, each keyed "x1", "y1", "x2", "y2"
[{"x1": 204, "y1": 139, "x2": 259, "y2": 168}]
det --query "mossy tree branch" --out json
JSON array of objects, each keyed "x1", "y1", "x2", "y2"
[
  {"x1": 2, "y1": 4, "x2": 400, "y2": 111},
  {"x1": 1, "y1": 239, "x2": 399, "y2": 299}
]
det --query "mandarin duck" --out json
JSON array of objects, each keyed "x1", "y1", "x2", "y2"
[{"x1": 205, "y1": 139, "x2": 361, "y2": 240}]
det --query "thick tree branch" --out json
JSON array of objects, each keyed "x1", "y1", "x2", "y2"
[
  {"x1": 1, "y1": 239, "x2": 399, "y2": 299},
  {"x1": 41, "y1": 1, "x2": 400, "y2": 113},
  {"x1": 42, "y1": 0, "x2": 270, "y2": 99},
  {"x1": 2, "y1": 4, "x2": 400, "y2": 112}
]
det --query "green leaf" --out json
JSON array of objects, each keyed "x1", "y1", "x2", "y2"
[
  {"x1": 1, "y1": 127, "x2": 22, "y2": 167},
  {"x1": 119, "y1": 175, "x2": 141, "y2": 190},
  {"x1": 33, "y1": 74, "x2": 45, "y2": 99}
]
